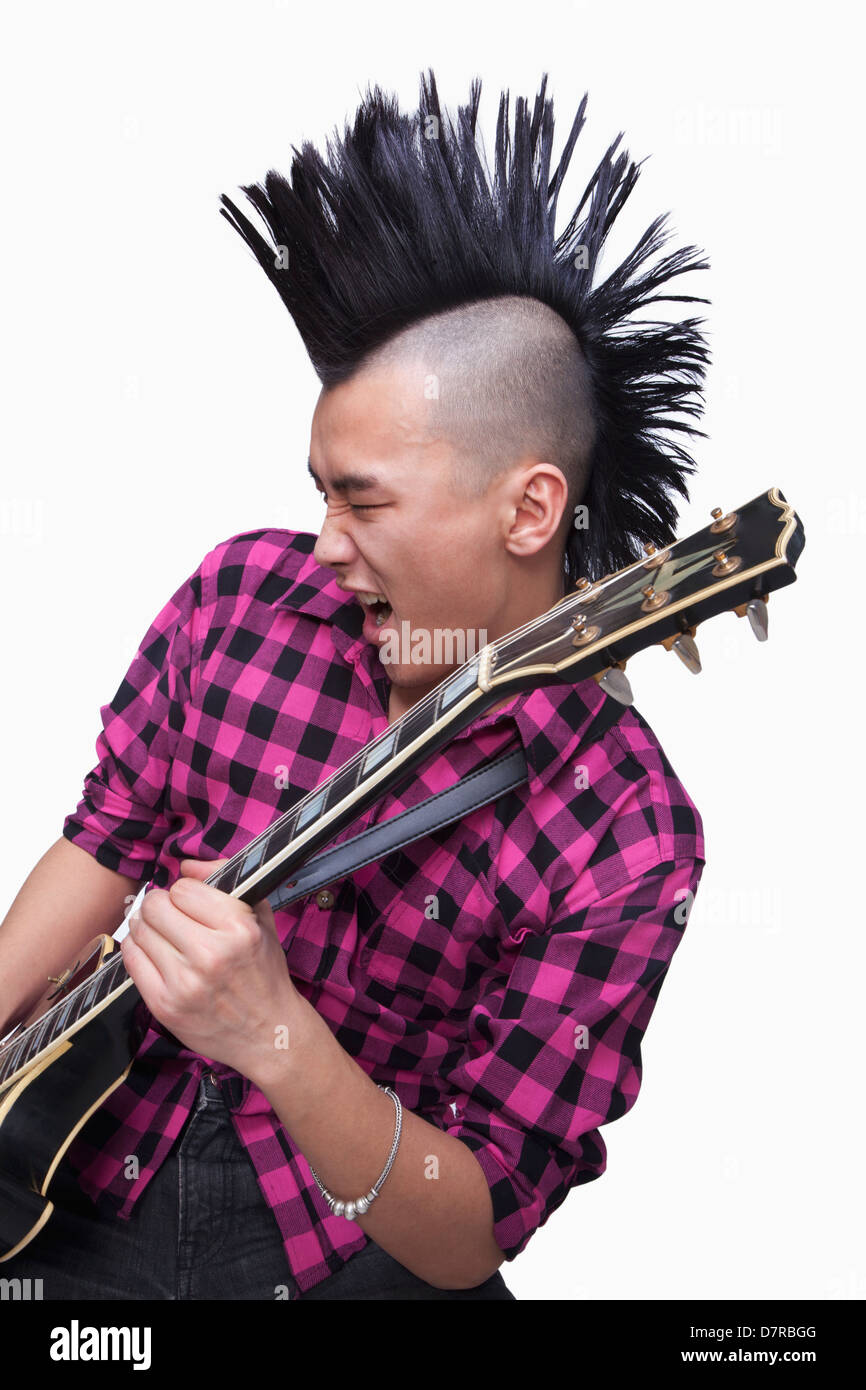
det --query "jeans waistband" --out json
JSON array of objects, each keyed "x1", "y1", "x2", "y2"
[{"x1": 199, "y1": 1069, "x2": 246, "y2": 1109}]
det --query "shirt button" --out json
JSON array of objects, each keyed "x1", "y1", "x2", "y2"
[{"x1": 315, "y1": 889, "x2": 335, "y2": 909}]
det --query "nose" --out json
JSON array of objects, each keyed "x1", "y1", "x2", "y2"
[{"x1": 313, "y1": 505, "x2": 357, "y2": 571}]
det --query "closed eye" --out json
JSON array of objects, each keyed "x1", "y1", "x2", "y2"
[
  {"x1": 315, "y1": 485, "x2": 384, "y2": 513},
  {"x1": 318, "y1": 495, "x2": 385, "y2": 512}
]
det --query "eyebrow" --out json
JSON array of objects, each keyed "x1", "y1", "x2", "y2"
[{"x1": 307, "y1": 458, "x2": 383, "y2": 493}]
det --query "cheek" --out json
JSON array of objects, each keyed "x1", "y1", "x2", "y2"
[
  {"x1": 419, "y1": 502, "x2": 479, "y2": 569},
  {"x1": 437, "y1": 529, "x2": 498, "y2": 600},
  {"x1": 385, "y1": 508, "x2": 496, "y2": 614}
]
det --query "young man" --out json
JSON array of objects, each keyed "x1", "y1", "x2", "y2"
[{"x1": 0, "y1": 71, "x2": 707, "y2": 1300}]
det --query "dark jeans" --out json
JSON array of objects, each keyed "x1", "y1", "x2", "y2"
[{"x1": 3, "y1": 1073, "x2": 515, "y2": 1300}]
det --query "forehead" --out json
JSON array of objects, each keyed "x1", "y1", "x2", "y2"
[
  {"x1": 308, "y1": 364, "x2": 454, "y2": 490},
  {"x1": 313, "y1": 360, "x2": 428, "y2": 428}
]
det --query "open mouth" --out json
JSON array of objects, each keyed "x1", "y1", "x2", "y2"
[
  {"x1": 357, "y1": 593, "x2": 393, "y2": 628},
  {"x1": 370, "y1": 600, "x2": 392, "y2": 628}
]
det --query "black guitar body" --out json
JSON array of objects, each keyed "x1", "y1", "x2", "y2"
[{"x1": 0, "y1": 968, "x2": 142, "y2": 1261}]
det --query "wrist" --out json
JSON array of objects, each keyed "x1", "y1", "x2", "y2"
[{"x1": 244, "y1": 987, "x2": 337, "y2": 1094}]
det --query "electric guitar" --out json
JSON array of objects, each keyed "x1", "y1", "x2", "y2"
[{"x1": 0, "y1": 487, "x2": 805, "y2": 1261}]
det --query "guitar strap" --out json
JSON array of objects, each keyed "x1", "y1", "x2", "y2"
[
  {"x1": 265, "y1": 689, "x2": 624, "y2": 912},
  {"x1": 266, "y1": 740, "x2": 529, "y2": 911}
]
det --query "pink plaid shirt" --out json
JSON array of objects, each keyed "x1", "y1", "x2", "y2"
[{"x1": 61, "y1": 527, "x2": 705, "y2": 1296}]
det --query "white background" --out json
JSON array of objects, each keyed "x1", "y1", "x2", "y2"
[{"x1": 1, "y1": 1, "x2": 862, "y2": 1302}]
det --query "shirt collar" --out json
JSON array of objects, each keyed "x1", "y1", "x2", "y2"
[
  {"x1": 266, "y1": 539, "x2": 364, "y2": 646},
  {"x1": 268, "y1": 535, "x2": 610, "y2": 796},
  {"x1": 447, "y1": 678, "x2": 609, "y2": 797}
]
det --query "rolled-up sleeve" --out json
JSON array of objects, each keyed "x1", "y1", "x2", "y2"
[
  {"x1": 62, "y1": 564, "x2": 204, "y2": 880},
  {"x1": 430, "y1": 852, "x2": 704, "y2": 1261}
]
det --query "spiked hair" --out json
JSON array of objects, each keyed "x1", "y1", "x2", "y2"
[{"x1": 219, "y1": 70, "x2": 710, "y2": 583}]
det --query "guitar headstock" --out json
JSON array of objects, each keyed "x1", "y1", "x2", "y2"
[{"x1": 485, "y1": 487, "x2": 805, "y2": 702}]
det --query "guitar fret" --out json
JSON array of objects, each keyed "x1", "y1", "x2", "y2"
[
  {"x1": 17, "y1": 1021, "x2": 49, "y2": 1067},
  {"x1": 211, "y1": 855, "x2": 245, "y2": 894},
  {"x1": 54, "y1": 997, "x2": 77, "y2": 1036},
  {"x1": 361, "y1": 729, "x2": 397, "y2": 776},
  {"x1": 295, "y1": 787, "x2": 328, "y2": 832},
  {"x1": 239, "y1": 821, "x2": 293, "y2": 883},
  {"x1": 81, "y1": 977, "x2": 102, "y2": 1011},
  {"x1": 393, "y1": 701, "x2": 434, "y2": 753},
  {"x1": 214, "y1": 833, "x2": 268, "y2": 894},
  {"x1": 322, "y1": 761, "x2": 364, "y2": 811},
  {"x1": 97, "y1": 955, "x2": 125, "y2": 1003},
  {"x1": 438, "y1": 660, "x2": 478, "y2": 711},
  {"x1": 1, "y1": 1041, "x2": 25, "y2": 1083},
  {"x1": 25, "y1": 1014, "x2": 56, "y2": 1060},
  {"x1": 238, "y1": 838, "x2": 267, "y2": 879},
  {"x1": 66, "y1": 983, "x2": 92, "y2": 1029}
]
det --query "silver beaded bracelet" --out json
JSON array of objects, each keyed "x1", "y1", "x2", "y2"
[{"x1": 308, "y1": 1084, "x2": 402, "y2": 1220}]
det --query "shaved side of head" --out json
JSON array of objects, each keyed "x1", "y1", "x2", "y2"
[{"x1": 355, "y1": 295, "x2": 597, "y2": 543}]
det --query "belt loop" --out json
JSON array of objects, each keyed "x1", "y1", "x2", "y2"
[
  {"x1": 199, "y1": 1069, "x2": 246, "y2": 1110},
  {"x1": 223, "y1": 1075, "x2": 245, "y2": 1110},
  {"x1": 198, "y1": 1068, "x2": 222, "y2": 1106}
]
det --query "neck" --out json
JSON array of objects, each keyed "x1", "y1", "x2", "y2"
[{"x1": 385, "y1": 572, "x2": 566, "y2": 724}]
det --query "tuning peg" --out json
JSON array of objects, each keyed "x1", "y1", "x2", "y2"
[
  {"x1": 572, "y1": 576, "x2": 600, "y2": 604},
  {"x1": 642, "y1": 541, "x2": 671, "y2": 570},
  {"x1": 712, "y1": 548, "x2": 741, "y2": 576},
  {"x1": 733, "y1": 595, "x2": 769, "y2": 640},
  {"x1": 747, "y1": 599, "x2": 769, "y2": 640},
  {"x1": 640, "y1": 583, "x2": 671, "y2": 612},
  {"x1": 597, "y1": 665, "x2": 633, "y2": 705},
  {"x1": 658, "y1": 626, "x2": 701, "y2": 672},
  {"x1": 710, "y1": 506, "x2": 738, "y2": 534},
  {"x1": 571, "y1": 616, "x2": 601, "y2": 646},
  {"x1": 670, "y1": 632, "x2": 701, "y2": 673}
]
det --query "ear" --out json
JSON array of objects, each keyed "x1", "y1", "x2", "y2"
[{"x1": 504, "y1": 462, "x2": 569, "y2": 558}]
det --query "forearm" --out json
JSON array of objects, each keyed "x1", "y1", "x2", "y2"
[
  {"x1": 249, "y1": 1003, "x2": 504, "y2": 1291},
  {"x1": 0, "y1": 837, "x2": 140, "y2": 1033}
]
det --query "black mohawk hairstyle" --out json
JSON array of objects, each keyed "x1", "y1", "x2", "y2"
[{"x1": 219, "y1": 69, "x2": 710, "y2": 582}]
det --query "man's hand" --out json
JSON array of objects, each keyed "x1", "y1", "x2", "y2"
[{"x1": 120, "y1": 856, "x2": 312, "y2": 1082}]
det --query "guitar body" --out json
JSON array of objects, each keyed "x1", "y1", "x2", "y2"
[{"x1": 0, "y1": 936, "x2": 141, "y2": 1262}]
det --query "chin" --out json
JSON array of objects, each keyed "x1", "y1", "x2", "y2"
[{"x1": 381, "y1": 660, "x2": 449, "y2": 690}]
